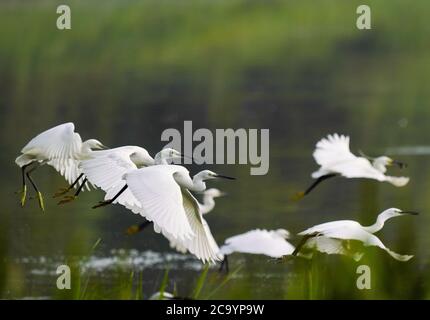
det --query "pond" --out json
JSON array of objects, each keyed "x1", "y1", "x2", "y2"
[{"x1": 0, "y1": 0, "x2": 429, "y2": 300}]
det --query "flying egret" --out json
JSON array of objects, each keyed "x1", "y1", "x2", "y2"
[
  {"x1": 295, "y1": 134, "x2": 409, "y2": 199},
  {"x1": 15, "y1": 122, "x2": 105, "y2": 211},
  {"x1": 92, "y1": 165, "x2": 234, "y2": 263},
  {"x1": 126, "y1": 188, "x2": 226, "y2": 235},
  {"x1": 292, "y1": 208, "x2": 417, "y2": 261},
  {"x1": 73, "y1": 147, "x2": 183, "y2": 208},
  {"x1": 219, "y1": 229, "x2": 295, "y2": 272},
  {"x1": 56, "y1": 146, "x2": 182, "y2": 204}
]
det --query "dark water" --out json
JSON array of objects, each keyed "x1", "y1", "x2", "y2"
[{"x1": 1, "y1": 0, "x2": 430, "y2": 299}]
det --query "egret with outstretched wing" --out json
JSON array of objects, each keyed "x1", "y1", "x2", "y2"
[
  {"x1": 295, "y1": 134, "x2": 409, "y2": 199},
  {"x1": 292, "y1": 208, "x2": 417, "y2": 261},
  {"x1": 219, "y1": 229, "x2": 295, "y2": 272},
  {"x1": 92, "y1": 165, "x2": 234, "y2": 263},
  {"x1": 15, "y1": 122, "x2": 105, "y2": 211}
]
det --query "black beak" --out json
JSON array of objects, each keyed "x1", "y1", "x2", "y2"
[
  {"x1": 99, "y1": 144, "x2": 109, "y2": 150},
  {"x1": 180, "y1": 154, "x2": 194, "y2": 161},
  {"x1": 400, "y1": 211, "x2": 419, "y2": 216},
  {"x1": 215, "y1": 174, "x2": 236, "y2": 180},
  {"x1": 393, "y1": 160, "x2": 408, "y2": 169}
]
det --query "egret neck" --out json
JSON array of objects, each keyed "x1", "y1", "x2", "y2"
[
  {"x1": 173, "y1": 171, "x2": 207, "y2": 192},
  {"x1": 362, "y1": 210, "x2": 396, "y2": 234},
  {"x1": 200, "y1": 193, "x2": 216, "y2": 214},
  {"x1": 372, "y1": 157, "x2": 388, "y2": 173}
]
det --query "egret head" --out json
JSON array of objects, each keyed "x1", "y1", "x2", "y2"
[
  {"x1": 372, "y1": 156, "x2": 392, "y2": 173},
  {"x1": 364, "y1": 208, "x2": 418, "y2": 234},
  {"x1": 203, "y1": 188, "x2": 226, "y2": 198},
  {"x1": 373, "y1": 156, "x2": 407, "y2": 173},
  {"x1": 131, "y1": 148, "x2": 155, "y2": 167},
  {"x1": 274, "y1": 229, "x2": 291, "y2": 239},
  {"x1": 196, "y1": 170, "x2": 236, "y2": 181},
  {"x1": 380, "y1": 208, "x2": 419, "y2": 220},
  {"x1": 83, "y1": 139, "x2": 107, "y2": 151},
  {"x1": 155, "y1": 148, "x2": 184, "y2": 164}
]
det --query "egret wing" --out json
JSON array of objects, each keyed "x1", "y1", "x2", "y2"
[
  {"x1": 304, "y1": 236, "x2": 364, "y2": 261},
  {"x1": 298, "y1": 220, "x2": 359, "y2": 236},
  {"x1": 80, "y1": 147, "x2": 142, "y2": 209},
  {"x1": 48, "y1": 158, "x2": 92, "y2": 190},
  {"x1": 322, "y1": 226, "x2": 413, "y2": 261},
  {"x1": 176, "y1": 189, "x2": 221, "y2": 263},
  {"x1": 22, "y1": 123, "x2": 85, "y2": 185},
  {"x1": 220, "y1": 229, "x2": 295, "y2": 258},
  {"x1": 21, "y1": 123, "x2": 82, "y2": 160},
  {"x1": 313, "y1": 134, "x2": 356, "y2": 168},
  {"x1": 125, "y1": 165, "x2": 194, "y2": 242}
]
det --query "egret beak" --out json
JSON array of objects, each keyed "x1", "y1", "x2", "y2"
[
  {"x1": 219, "y1": 192, "x2": 228, "y2": 196},
  {"x1": 99, "y1": 144, "x2": 109, "y2": 150},
  {"x1": 400, "y1": 211, "x2": 419, "y2": 216},
  {"x1": 180, "y1": 154, "x2": 193, "y2": 161},
  {"x1": 215, "y1": 174, "x2": 236, "y2": 180},
  {"x1": 392, "y1": 160, "x2": 408, "y2": 169}
]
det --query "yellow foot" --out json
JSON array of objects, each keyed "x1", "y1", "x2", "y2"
[
  {"x1": 126, "y1": 225, "x2": 140, "y2": 235},
  {"x1": 20, "y1": 185, "x2": 27, "y2": 207},
  {"x1": 37, "y1": 191, "x2": 45, "y2": 212},
  {"x1": 53, "y1": 188, "x2": 71, "y2": 198},
  {"x1": 290, "y1": 191, "x2": 305, "y2": 202},
  {"x1": 58, "y1": 195, "x2": 77, "y2": 205}
]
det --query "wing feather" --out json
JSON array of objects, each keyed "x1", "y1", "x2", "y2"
[
  {"x1": 21, "y1": 123, "x2": 87, "y2": 185},
  {"x1": 220, "y1": 229, "x2": 295, "y2": 258},
  {"x1": 172, "y1": 189, "x2": 221, "y2": 263},
  {"x1": 313, "y1": 134, "x2": 355, "y2": 168},
  {"x1": 80, "y1": 146, "x2": 143, "y2": 209},
  {"x1": 125, "y1": 165, "x2": 194, "y2": 242},
  {"x1": 308, "y1": 226, "x2": 413, "y2": 262}
]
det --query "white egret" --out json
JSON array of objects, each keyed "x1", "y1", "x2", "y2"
[
  {"x1": 292, "y1": 208, "x2": 417, "y2": 261},
  {"x1": 219, "y1": 229, "x2": 295, "y2": 272},
  {"x1": 90, "y1": 164, "x2": 234, "y2": 263},
  {"x1": 74, "y1": 147, "x2": 183, "y2": 208},
  {"x1": 295, "y1": 134, "x2": 409, "y2": 199},
  {"x1": 15, "y1": 122, "x2": 105, "y2": 211},
  {"x1": 56, "y1": 145, "x2": 160, "y2": 204}
]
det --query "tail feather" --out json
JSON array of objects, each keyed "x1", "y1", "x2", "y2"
[
  {"x1": 384, "y1": 248, "x2": 413, "y2": 262},
  {"x1": 385, "y1": 176, "x2": 410, "y2": 187}
]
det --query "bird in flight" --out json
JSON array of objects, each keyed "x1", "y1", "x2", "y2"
[
  {"x1": 295, "y1": 134, "x2": 409, "y2": 199},
  {"x1": 55, "y1": 146, "x2": 179, "y2": 204},
  {"x1": 219, "y1": 228, "x2": 295, "y2": 272},
  {"x1": 90, "y1": 164, "x2": 234, "y2": 263},
  {"x1": 15, "y1": 122, "x2": 106, "y2": 211},
  {"x1": 291, "y1": 208, "x2": 417, "y2": 262}
]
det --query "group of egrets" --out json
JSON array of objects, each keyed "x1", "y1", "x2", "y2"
[{"x1": 16, "y1": 124, "x2": 417, "y2": 271}]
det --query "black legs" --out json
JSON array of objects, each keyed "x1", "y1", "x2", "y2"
[
  {"x1": 92, "y1": 184, "x2": 128, "y2": 209},
  {"x1": 53, "y1": 173, "x2": 84, "y2": 198},
  {"x1": 293, "y1": 174, "x2": 338, "y2": 200},
  {"x1": 25, "y1": 165, "x2": 45, "y2": 212},
  {"x1": 219, "y1": 255, "x2": 229, "y2": 273}
]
